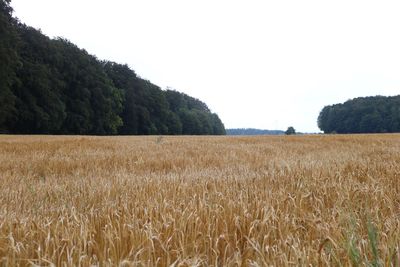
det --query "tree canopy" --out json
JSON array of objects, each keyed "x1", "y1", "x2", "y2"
[
  {"x1": 0, "y1": 0, "x2": 225, "y2": 135},
  {"x1": 0, "y1": 0, "x2": 18, "y2": 130},
  {"x1": 285, "y1": 127, "x2": 296, "y2": 135},
  {"x1": 318, "y1": 95, "x2": 400, "y2": 134}
]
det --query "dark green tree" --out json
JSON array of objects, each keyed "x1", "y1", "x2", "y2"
[
  {"x1": 285, "y1": 126, "x2": 296, "y2": 135},
  {"x1": 103, "y1": 62, "x2": 139, "y2": 134},
  {"x1": 11, "y1": 25, "x2": 66, "y2": 133},
  {"x1": 0, "y1": 0, "x2": 18, "y2": 131}
]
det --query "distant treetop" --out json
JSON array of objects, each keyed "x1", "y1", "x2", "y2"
[{"x1": 285, "y1": 127, "x2": 296, "y2": 135}]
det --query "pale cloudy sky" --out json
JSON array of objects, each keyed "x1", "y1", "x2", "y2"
[{"x1": 11, "y1": 0, "x2": 400, "y2": 132}]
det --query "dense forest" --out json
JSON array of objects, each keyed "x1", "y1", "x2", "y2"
[
  {"x1": 318, "y1": 95, "x2": 400, "y2": 134},
  {"x1": 0, "y1": 0, "x2": 225, "y2": 135},
  {"x1": 227, "y1": 128, "x2": 284, "y2": 135}
]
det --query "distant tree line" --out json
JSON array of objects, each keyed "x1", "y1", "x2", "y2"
[
  {"x1": 318, "y1": 95, "x2": 400, "y2": 134},
  {"x1": 226, "y1": 128, "x2": 284, "y2": 135},
  {"x1": 0, "y1": 0, "x2": 225, "y2": 135}
]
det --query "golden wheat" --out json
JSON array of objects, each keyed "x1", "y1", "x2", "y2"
[{"x1": 0, "y1": 134, "x2": 399, "y2": 266}]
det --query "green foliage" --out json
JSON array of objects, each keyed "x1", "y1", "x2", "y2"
[
  {"x1": 367, "y1": 220, "x2": 380, "y2": 267},
  {"x1": 210, "y1": 113, "x2": 226, "y2": 135},
  {"x1": 0, "y1": 0, "x2": 18, "y2": 131},
  {"x1": 346, "y1": 220, "x2": 362, "y2": 267},
  {"x1": 343, "y1": 218, "x2": 383, "y2": 267},
  {"x1": 285, "y1": 126, "x2": 296, "y2": 135},
  {"x1": 11, "y1": 26, "x2": 66, "y2": 133},
  {"x1": 0, "y1": 2, "x2": 225, "y2": 135},
  {"x1": 318, "y1": 95, "x2": 400, "y2": 134}
]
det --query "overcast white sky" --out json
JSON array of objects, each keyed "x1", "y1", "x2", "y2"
[{"x1": 11, "y1": 0, "x2": 400, "y2": 132}]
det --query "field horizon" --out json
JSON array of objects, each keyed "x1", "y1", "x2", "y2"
[{"x1": 1, "y1": 134, "x2": 399, "y2": 266}]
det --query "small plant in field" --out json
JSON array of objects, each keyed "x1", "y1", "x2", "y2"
[
  {"x1": 366, "y1": 220, "x2": 381, "y2": 267},
  {"x1": 344, "y1": 217, "x2": 360, "y2": 265},
  {"x1": 156, "y1": 135, "x2": 164, "y2": 144},
  {"x1": 347, "y1": 233, "x2": 361, "y2": 266},
  {"x1": 344, "y1": 217, "x2": 383, "y2": 267}
]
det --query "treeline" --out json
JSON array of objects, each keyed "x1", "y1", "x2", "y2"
[
  {"x1": 318, "y1": 95, "x2": 400, "y2": 134},
  {"x1": 0, "y1": 0, "x2": 225, "y2": 135},
  {"x1": 227, "y1": 128, "x2": 284, "y2": 135}
]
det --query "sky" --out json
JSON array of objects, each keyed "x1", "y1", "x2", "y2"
[{"x1": 11, "y1": 0, "x2": 400, "y2": 132}]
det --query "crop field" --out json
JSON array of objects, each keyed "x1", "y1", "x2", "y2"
[{"x1": 0, "y1": 135, "x2": 399, "y2": 266}]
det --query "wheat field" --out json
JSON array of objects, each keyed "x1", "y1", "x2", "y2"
[{"x1": 0, "y1": 134, "x2": 399, "y2": 266}]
